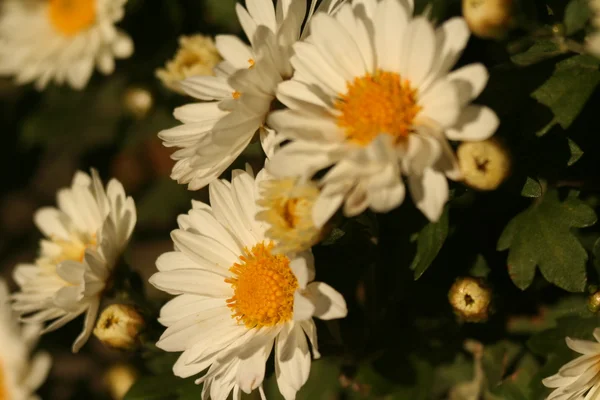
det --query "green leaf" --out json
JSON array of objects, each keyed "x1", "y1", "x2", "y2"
[
  {"x1": 410, "y1": 208, "x2": 449, "y2": 280},
  {"x1": 532, "y1": 55, "x2": 600, "y2": 136},
  {"x1": 564, "y1": 0, "x2": 591, "y2": 35},
  {"x1": 511, "y1": 40, "x2": 562, "y2": 67},
  {"x1": 497, "y1": 189, "x2": 596, "y2": 292},
  {"x1": 521, "y1": 177, "x2": 543, "y2": 198},
  {"x1": 528, "y1": 315, "x2": 600, "y2": 356},
  {"x1": 567, "y1": 138, "x2": 584, "y2": 166},
  {"x1": 124, "y1": 374, "x2": 182, "y2": 400},
  {"x1": 469, "y1": 255, "x2": 491, "y2": 278}
]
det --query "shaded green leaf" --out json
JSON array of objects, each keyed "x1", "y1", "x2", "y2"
[
  {"x1": 567, "y1": 138, "x2": 584, "y2": 166},
  {"x1": 532, "y1": 55, "x2": 600, "y2": 135},
  {"x1": 511, "y1": 40, "x2": 562, "y2": 67},
  {"x1": 497, "y1": 190, "x2": 596, "y2": 292},
  {"x1": 410, "y1": 208, "x2": 449, "y2": 280},
  {"x1": 521, "y1": 177, "x2": 543, "y2": 198},
  {"x1": 564, "y1": 0, "x2": 591, "y2": 35}
]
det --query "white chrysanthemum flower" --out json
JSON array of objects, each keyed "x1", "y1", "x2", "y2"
[
  {"x1": 150, "y1": 167, "x2": 347, "y2": 400},
  {"x1": 256, "y1": 177, "x2": 322, "y2": 254},
  {"x1": 0, "y1": 0, "x2": 134, "y2": 90},
  {"x1": 12, "y1": 170, "x2": 136, "y2": 352},
  {"x1": 542, "y1": 328, "x2": 600, "y2": 399},
  {"x1": 588, "y1": 0, "x2": 600, "y2": 56},
  {"x1": 0, "y1": 279, "x2": 51, "y2": 400},
  {"x1": 267, "y1": 0, "x2": 499, "y2": 225},
  {"x1": 158, "y1": 0, "x2": 345, "y2": 190}
]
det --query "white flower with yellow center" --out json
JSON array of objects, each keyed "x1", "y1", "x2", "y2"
[
  {"x1": 256, "y1": 176, "x2": 322, "y2": 254},
  {"x1": 0, "y1": 279, "x2": 51, "y2": 400},
  {"x1": 150, "y1": 167, "x2": 347, "y2": 400},
  {"x1": 12, "y1": 170, "x2": 136, "y2": 352},
  {"x1": 543, "y1": 328, "x2": 600, "y2": 399},
  {"x1": 158, "y1": 0, "x2": 345, "y2": 190},
  {"x1": 267, "y1": 0, "x2": 499, "y2": 225},
  {"x1": 0, "y1": 0, "x2": 133, "y2": 90}
]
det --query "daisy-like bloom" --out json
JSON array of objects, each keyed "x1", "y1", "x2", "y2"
[
  {"x1": 12, "y1": 170, "x2": 136, "y2": 352},
  {"x1": 256, "y1": 177, "x2": 322, "y2": 254},
  {"x1": 158, "y1": 0, "x2": 345, "y2": 190},
  {"x1": 267, "y1": 0, "x2": 499, "y2": 225},
  {"x1": 156, "y1": 35, "x2": 223, "y2": 94},
  {"x1": 0, "y1": 279, "x2": 51, "y2": 400},
  {"x1": 0, "y1": 0, "x2": 133, "y2": 90},
  {"x1": 150, "y1": 167, "x2": 347, "y2": 400},
  {"x1": 542, "y1": 328, "x2": 600, "y2": 399},
  {"x1": 588, "y1": 0, "x2": 600, "y2": 57}
]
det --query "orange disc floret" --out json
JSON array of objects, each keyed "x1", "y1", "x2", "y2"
[
  {"x1": 335, "y1": 70, "x2": 421, "y2": 146},
  {"x1": 225, "y1": 241, "x2": 298, "y2": 328},
  {"x1": 48, "y1": 0, "x2": 96, "y2": 37}
]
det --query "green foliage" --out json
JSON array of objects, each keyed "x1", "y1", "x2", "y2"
[
  {"x1": 124, "y1": 374, "x2": 200, "y2": 400},
  {"x1": 564, "y1": 0, "x2": 591, "y2": 35},
  {"x1": 532, "y1": 55, "x2": 600, "y2": 136},
  {"x1": 498, "y1": 190, "x2": 596, "y2": 292},
  {"x1": 410, "y1": 208, "x2": 449, "y2": 280}
]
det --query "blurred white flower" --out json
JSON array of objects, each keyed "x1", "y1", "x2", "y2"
[
  {"x1": 0, "y1": 278, "x2": 51, "y2": 400},
  {"x1": 0, "y1": 0, "x2": 134, "y2": 90},
  {"x1": 12, "y1": 170, "x2": 136, "y2": 352}
]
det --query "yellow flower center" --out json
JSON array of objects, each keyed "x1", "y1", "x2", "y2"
[
  {"x1": 48, "y1": 0, "x2": 96, "y2": 37},
  {"x1": 335, "y1": 70, "x2": 421, "y2": 146},
  {"x1": 0, "y1": 362, "x2": 7, "y2": 400},
  {"x1": 49, "y1": 233, "x2": 97, "y2": 265},
  {"x1": 225, "y1": 242, "x2": 298, "y2": 328}
]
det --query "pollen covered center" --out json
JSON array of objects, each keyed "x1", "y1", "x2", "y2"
[
  {"x1": 335, "y1": 70, "x2": 421, "y2": 146},
  {"x1": 48, "y1": 0, "x2": 96, "y2": 37},
  {"x1": 225, "y1": 241, "x2": 298, "y2": 328}
]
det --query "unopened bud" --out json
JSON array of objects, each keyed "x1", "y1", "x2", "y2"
[
  {"x1": 94, "y1": 304, "x2": 144, "y2": 350},
  {"x1": 123, "y1": 87, "x2": 153, "y2": 119},
  {"x1": 589, "y1": 291, "x2": 600, "y2": 313},
  {"x1": 462, "y1": 0, "x2": 515, "y2": 39},
  {"x1": 104, "y1": 364, "x2": 138, "y2": 400},
  {"x1": 457, "y1": 138, "x2": 511, "y2": 191},
  {"x1": 449, "y1": 277, "x2": 492, "y2": 322}
]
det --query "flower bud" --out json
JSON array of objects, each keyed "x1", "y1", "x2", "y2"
[
  {"x1": 104, "y1": 364, "x2": 138, "y2": 400},
  {"x1": 123, "y1": 86, "x2": 153, "y2": 119},
  {"x1": 589, "y1": 291, "x2": 600, "y2": 313},
  {"x1": 457, "y1": 138, "x2": 511, "y2": 191},
  {"x1": 448, "y1": 277, "x2": 492, "y2": 322},
  {"x1": 94, "y1": 304, "x2": 144, "y2": 350},
  {"x1": 462, "y1": 0, "x2": 515, "y2": 39}
]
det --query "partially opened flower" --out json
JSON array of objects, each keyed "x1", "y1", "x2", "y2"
[
  {"x1": 156, "y1": 34, "x2": 222, "y2": 94},
  {"x1": 256, "y1": 177, "x2": 323, "y2": 254},
  {"x1": 267, "y1": 0, "x2": 499, "y2": 225},
  {"x1": 542, "y1": 328, "x2": 600, "y2": 399},
  {"x1": 0, "y1": 279, "x2": 51, "y2": 400},
  {"x1": 12, "y1": 170, "x2": 136, "y2": 352},
  {"x1": 150, "y1": 167, "x2": 347, "y2": 400},
  {"x1": 0, "y1": 0, "x2": 134, "y2": 90},
  {"x1": 158, "y1": 0, "x2": 345, "y2": 190}
]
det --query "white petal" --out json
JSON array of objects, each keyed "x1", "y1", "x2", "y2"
[
  {"x1": 305, "y1": 282, "x2": 347, "y2": 320},
  {"x1": 446, "y1": 105, "x2": 499, "y2": 141},
  {"x1": 408, "y1": 168, "x2": 448, "y2": 222},
  {"x1": 276, "y1": 323, "x2": 311, "y2": 400}
]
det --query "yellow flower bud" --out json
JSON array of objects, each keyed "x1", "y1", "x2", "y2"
[
  {"x1": 588, "y1": 291, "x2": 600, "y2": 313},
  {"x1": 462, "y1": 0, "x2": 515, "y2": 39},
  {"x1": 123, "y1": 86, "x2": 153, "y2": 120},
  {"x1": 448, "y1": 277, "x2": 492, "y2": 323},
  {"x1": 94, "y1": 304, "x2": 144, "y2": 350},
  {"x1": 104, "y1": 364, "x2": 138, "y2": 400},
  {"x1": 457, "y1": 138, "x2": 511, "y2": 191}
]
